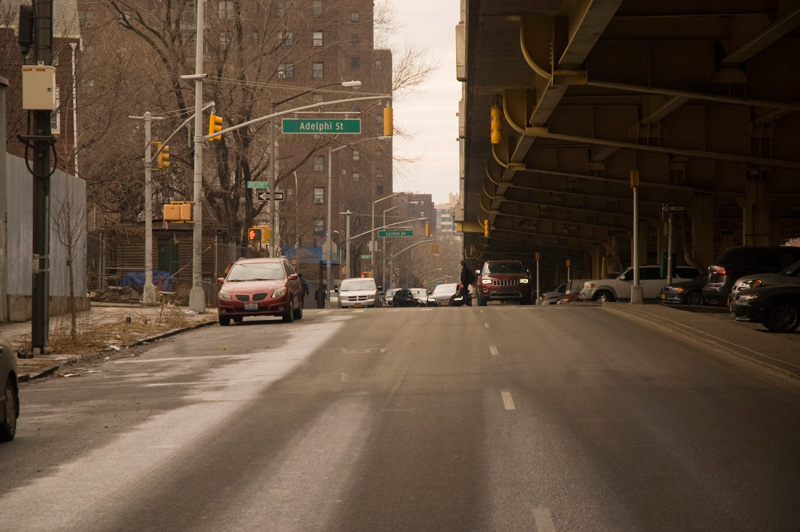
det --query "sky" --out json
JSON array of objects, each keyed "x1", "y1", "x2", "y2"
[{"x1": 386, "y1": 0, "x2": 461, "y2": 205}]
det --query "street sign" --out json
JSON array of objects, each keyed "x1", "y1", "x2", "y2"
[
  {"x1": 282, "y1": 118, "x2": 361, "y2": 134},
  {"x1": 661, "y1": 204, "x2": 685, "y2": 213},
  {"x1": 246, "y1": 181, "x2": 269, "y2": 189},
  {"x1": 378, "y1": 230, "x2": 413, "y2": 237},
  {"x1": 360, "y1": 254, "x2": 371, "y2": 259},
  {"x1": 254, "y1": 191, "x2": 284, "y2": 201}
]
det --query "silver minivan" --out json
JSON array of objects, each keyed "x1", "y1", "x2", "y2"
[{"x1": 337, "y1": 278, "x2": 382, "y2": 308}]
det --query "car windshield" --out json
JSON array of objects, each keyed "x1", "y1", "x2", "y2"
[
  {"x1": 433, "y1": 284, "x2": 458, "y2": 295},
  {"x1": 410, "y1": 289, "x2": 427, "y2": 298},
  {"x1": 227, "y1": 262, "x2": 285, "y2": 281},
  {"x1": 781, "y1": 259, "x2": 800, "y2": 276},
  {"x1": 487, "y1": 262, "x2": 524, "y2": 274},
  {"x1": 340, "y1": 279, "x2": 377, "y2": 291}
]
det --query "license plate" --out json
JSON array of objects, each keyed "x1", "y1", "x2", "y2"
[
  {"x1": 354, "y1": 303, "x2": 363, "y2": 308},
  {"x1": 244, "y1": 303, "x2": 258, "y2": 311}
]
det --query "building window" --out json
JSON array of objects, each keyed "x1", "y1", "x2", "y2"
[
  {"x1": 218, "y1": 0, "x2": 234, "y2": 20},
  {"x1": 351, "y1": 56, "x2": 360, "y2": 69},
  {"x1": 376, "y1": 170, "x2": 383, "y2": 180},
  {"x1": 313, "y1": 219, "x2": 324, "y2": 235},
  {"x1": 252, "y1": 30, "x2": 259, "y2": 45},
  {"x1": 277, "y1": 1, "x2": 292, "y2": 16},
  {"x1": 78, "y1": 9, "x2": 95, "y2": 27},
  {"x1": 312, "y1": 62, "x2": 324, "y2": 78},
  {"x1": 352, "y1": 171, "x2": 360, "y2": 182},
  {"x1": 287, "y1": 188, "x2": 295, "y2": 202},
  {"x1": 375, "y1": 59, "x2": 382, "y2": 69},
  {"x1": 50, "y1": 87, "x2": 60, "y2": 134},
  {"x1": 312, "y1": 31, "x2": 323, "y2": 47},
  {"x1": 312, "y1": 0, "x2": 323, "y2": 16},
  {"x1": 351, "y1": 11, "x2": 359, "y2": 22},
  {"x1": 313, "y1": 155, "x2": 324, "y2": 172},
  {"x1": 313, "y1": 187, "x2": 325, "y2": 204},
  {"x1": 279, "y1": 31, "x2": 293, "y2": 47},
  {"x1": 352, "y1": 150, "x2": 360, "y2": 162},
  {"x1": 219, "y1": 32, "x2": 229, "y2": 50},
  {"x1": 377, "y1": 185, "x2": 384, "y2": 196},
  {"x1": 352, "y1": 34, "x2": 360, "y2": 45},
  {"x1": 278, "y1": 62, "x2": 294, "y2": 79}
]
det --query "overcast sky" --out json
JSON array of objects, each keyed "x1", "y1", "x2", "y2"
[{"x1": 387, "y1": 0, "x2": 461, "y2": 205}]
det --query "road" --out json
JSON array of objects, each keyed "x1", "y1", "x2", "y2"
[{"x1": 1, "y1": 305, "x2": 799, "y2": 531}]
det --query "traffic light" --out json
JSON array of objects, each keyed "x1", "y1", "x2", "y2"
[
  {"x1": 484, "y1": 219, "x2": 490, "y2": 237},
  {"x1": 425, "y1": 222, "x2": 430, "y2": 237},
  {"x1": 208, "y1": 113, "x2": 223, "y2": 142},
  {"x1": 383, "y1": 106, "x2": 393, "y2": 137},
  {"x1": 157, "y1": 144, "x2": 170, "y2": 168},
  {"x1": 248, "y1": 227, "x2": 262, "y2": 242},
  {"x1": 490, "y1": 104, "x2": 504, "y2": 144},
  {"x1": 150, "y1": 142, "x2": 162, "y2": 169}
]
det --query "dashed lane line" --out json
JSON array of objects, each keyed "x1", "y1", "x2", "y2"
[{"x1": 501, "y1": 391, "x2": 516, "y2": 410}]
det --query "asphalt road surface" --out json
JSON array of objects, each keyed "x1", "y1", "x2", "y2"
[{"x1": 1, "y1": 305, "x2": 799, "y2": 531}]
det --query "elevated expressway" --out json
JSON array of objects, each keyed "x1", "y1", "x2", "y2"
[{"x1": 456, "y1": 0, "x2": 800, "y2": 279}]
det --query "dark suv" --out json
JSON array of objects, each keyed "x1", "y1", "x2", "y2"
[
  {"x1": 702, "y1": 246, "x2": 800, "y2": 306},
  {"x1": 476, "y1": 260, "x2": 532, "y2": 306}
]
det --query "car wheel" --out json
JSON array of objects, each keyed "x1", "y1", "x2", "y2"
[
  {"x1": 219, "y1": 315, "x2": 231, "y2": 327},
  {"x1": 594, "y1": 290, "x2": 615, "y2": 302},
  {"x1": 293, "y1": 299, "x2": 303, "y2": 320},
  {"x1": 685, "y1": 291, "x2": 704, "y2": 306},
  {"x1": 762, "y1": 302, "x2": 800, "y2": 333},
  {"x1": 1, "y1": 379, "x2": 18, "y2": 442},
  {"x1": 477, "y1": 295, "x2": 487, "y2": 306},
  {"x1": 282, "y1": 299, "x2": 295, "y2": 323},
  {"x1": 233, "y1": 316, "x2": 243, "y2": 324}
]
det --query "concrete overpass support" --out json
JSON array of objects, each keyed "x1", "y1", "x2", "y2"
[
  {"x1": 739, "y1": 177, "x2": 771, "y2": 246},
  {"x1": 692, "y1": 194, "x2": 715, "y2": 270}
]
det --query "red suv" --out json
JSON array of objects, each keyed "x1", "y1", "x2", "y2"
[
  {"x1": 477, "y1": 260, "x2": 532, "y2": 306},
  {"x1": 217, "y1": 257, "x2": 304, "y2": 325}
]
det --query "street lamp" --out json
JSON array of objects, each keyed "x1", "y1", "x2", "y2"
[
  {"x1": 382, "y1": 201, "x2": 408, "y2": 289},
  {"x1": 371, "y1": 192, "x2": 403, "y2": 285},
  {"x1": 269, "y1": 81, "x2": 362, "y2": 257}
]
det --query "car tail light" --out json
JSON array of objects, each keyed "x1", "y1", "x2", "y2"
[{"x1": 710, "y1": 265, "x2": 727, "y2": 275}]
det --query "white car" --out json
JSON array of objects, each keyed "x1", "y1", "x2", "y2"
[
  {"x1": 409, "y1": 288, "x2": 428, "y2": 306},
  {"x1": 337, "y1": 278, "x2": 382, "y2": 308},
  {"x1": 580, "y1": 265, "x2": 699, "y2": 302}
]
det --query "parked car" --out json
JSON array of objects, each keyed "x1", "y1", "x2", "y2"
[
  {"x1": 1, "y1": 334, "x2": 19, "y2": 442},
  {"x1": 730, "y1": 258, "x2": 800, "y2": 301},
  {"x1": 338, "y1": 277, "x2": 382, "y2": 308},
  {"x1": 539, "y1": 284, "x2": 566, "y2": 305},
  {"x1": 427, "y1": 283, "x2": 459, "y2": 306},
  {"x1": 580, "y1": 265, "x2": 700, "y2": 302},
  {"x1": 660, "y1": 275, "x2": 707, "y2": 306},
  {"x1": 217, "y1": 257, "x2": 304, "y2": 325},
  {"x1": 476, "y1": 260, "x2": 532, "y2": 306},
  {"x1": 391, "y1": 288, "x2": 419, "y2": 307},
  {"x1": 731, "y1": 284, "x2": 800, "y2": 333},
  {"x1": 384, "y1": 288, "x2": 400, "y2": 306},
  {"x1": 410, "y1": 288, "x2": 429, "y2": 306},
  {"x1": 703, "y1": 246, "x2": 800, "y2": 306},
  {"x1": 556, "y1": 292, "x2": 582, "y2": 304}
]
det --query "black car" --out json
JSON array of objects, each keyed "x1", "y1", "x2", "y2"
[
  {"x1": 1, "y1": 334, "x2": 19, "y2": 442},
  {"x1": 702, "y1": 246, "x2": 800, "y2": 306},
  {"x1": 392, "y1": 288, "x2": 421, "y2": 307},
  {"x1": 731, "y1": 284, "x2": 800, "y2": 333},
  {"x1": 660, "y1": 275, "x2": 707, "y2": 306}
]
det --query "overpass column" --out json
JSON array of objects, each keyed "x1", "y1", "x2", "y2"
[
  {"x1": 739, "y1": 175, "x2": 771, "y2": 246},
  {"x1": 692, "y1": 194, "x2": 714, "y2": 269}
]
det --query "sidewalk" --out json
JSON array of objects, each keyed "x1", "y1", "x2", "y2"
[{"x1": 2, "y1": 303, "x2": 218, "y2": 382}]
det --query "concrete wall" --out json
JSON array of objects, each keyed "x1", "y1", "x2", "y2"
[{"x1": 3, "y1": 154, "x2": 88, "y2": 322}]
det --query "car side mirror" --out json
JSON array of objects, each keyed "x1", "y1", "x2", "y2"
[
  {"x1": 217, "y1": 277, "x2": 226, "y2": 284},
  {"x1": 288, "y1": 273, "x2": 298, "y2": 280}
]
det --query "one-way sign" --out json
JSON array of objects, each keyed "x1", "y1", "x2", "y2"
[{"x1": 254, "y1": 191, "x2": 284, "y2": 201}]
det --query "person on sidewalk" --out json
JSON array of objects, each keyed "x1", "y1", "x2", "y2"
[{"x1": 456, "y1": 259, "x2": 476, "y2": 306}]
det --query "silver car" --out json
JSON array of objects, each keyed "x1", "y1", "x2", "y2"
[
  {"x1": 338, "y1": 278, "x2": 382, "y2": 308},
  {"x1": 1, "y1": 334, "x2": 19, "y2": 442}
]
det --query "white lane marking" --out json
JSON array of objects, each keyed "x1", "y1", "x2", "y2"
[
  {"x1": 501, "y1": 391, "x2": 516, "y2": 410},
  {"x1": 485, "y1": 322, "x2": 490, "y2": 328},
  {"x1": 489, "y1": 345, "x2": 499, "y2": 356},
  {"x1": 533, "y1": 508, "x2": 557, "y2": 532}
]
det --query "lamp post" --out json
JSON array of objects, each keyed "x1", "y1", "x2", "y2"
[
  {"x1": 382, "y1": 201, "x2": 408, "y2": 289},
  {"x1": 269, "y1": 81, "x2": 362, "y2": 257},
  {"x1": 371, "y1": 192, "x2": 403, "y2": 283},
  {"x1": 340, "y1": 210, "x2": 352, "y2": 278}
]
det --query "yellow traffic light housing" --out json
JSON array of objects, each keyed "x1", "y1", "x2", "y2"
[
  {"x1": 158, "y1": 144, "x2": 170, "y2": 168},
  {"x1": 383, "y1": 106, "x2": 393, "y2": 137},
  {"x1": 490, "y1": 104, "x2": 504, "y2": 144},
  {"x1": 425, "y1": 222, "x2": 430, "y2": 237},
  {"x1": 484, "y1": 219, "x2": 490, "y2": 237},
  {"x1": 208, "y1": 113, "x2": 223, "y2": 142}
]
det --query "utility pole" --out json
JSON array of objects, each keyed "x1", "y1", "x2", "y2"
[{"x1": 18, "y1": 1, "x2": 55, "y2": 354}]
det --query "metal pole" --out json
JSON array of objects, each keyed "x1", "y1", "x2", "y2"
[
  {"x1": 269, "y1": 101, "x2": 276, "y2": 257},
  {"x1": 536, "y1": 253, "x2": 541, "y2": 305},
  {"x1": 343, "y1": 210, "x2": 352, "y2": 279},
  {"x1": 326, "y1": 146, "x2": 332, "y2": 306},
  {"x1": 188, "y1": 0, "x2": 206, "y2": 313},
  {"x1": 631, "y1": 175, "x2": 643, "y2": 304},
  {"x1": 667, "y1": 212, "x2": 674, "y2": 285},
  {"x1": 371, "y1": 201, "x2": 375, "y2": 278},
  {"x1": 143, "y1": 112, "x2": 155, "y2": 304}
]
